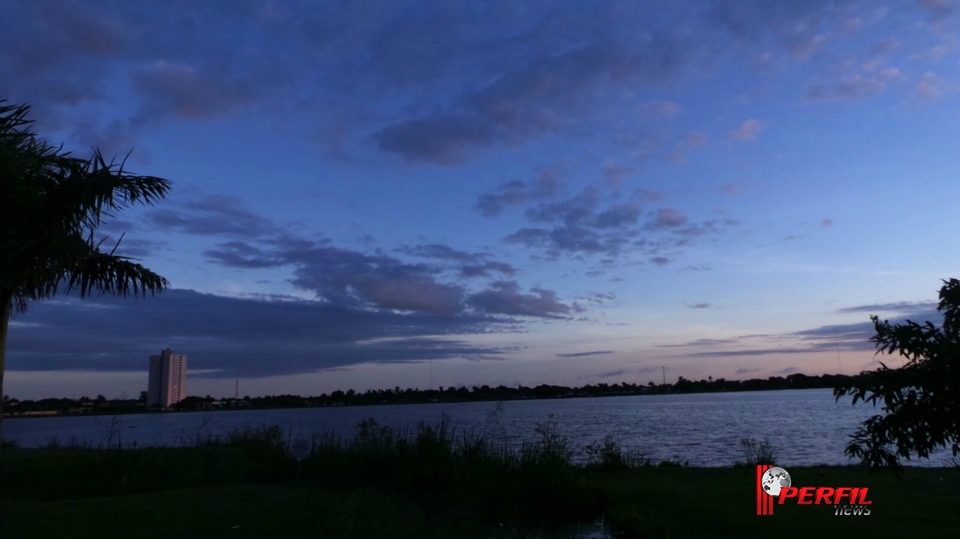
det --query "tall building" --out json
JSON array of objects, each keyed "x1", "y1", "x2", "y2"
[{"x1": 147, "y1": 348, "x2": 187, "y2": 408}]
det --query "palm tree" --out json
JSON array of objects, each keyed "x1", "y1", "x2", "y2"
[{"x1": 0, "y1": 101, "x2": 172, "y2": 452}]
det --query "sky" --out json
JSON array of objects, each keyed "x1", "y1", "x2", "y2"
[{"x1": 3, "y1": 0, "x2": 958, "y2": 400}]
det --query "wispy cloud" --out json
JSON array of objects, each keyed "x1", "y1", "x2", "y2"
[
  {"x1": 727, "y1": 119, "x2": 764, "y2": 141},
  {"x1": 556, "y1": 350, "x2": 615, "y2": 358}
]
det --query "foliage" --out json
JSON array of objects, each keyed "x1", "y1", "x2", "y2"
[
  {"x1": 0, "y1": 101, "x2": 172, "y2": 308},
  {"x1": 835, "y1": 278, "x2": 959, "y2": 469},
  {"x1": 735, "y1": 437, "x2": 777, "y2": 467},
  {"x1": 583, "y1": 435, "x2": 650, "y2": 470}
]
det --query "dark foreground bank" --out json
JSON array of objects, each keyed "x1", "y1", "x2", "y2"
[{"x1": 1, "y1": 420, "x2": 957, "y2": 539}]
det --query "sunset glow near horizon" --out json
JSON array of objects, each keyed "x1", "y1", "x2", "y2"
[{"x1": 3, "y1": 0, "x2": 958, "y2": 399}]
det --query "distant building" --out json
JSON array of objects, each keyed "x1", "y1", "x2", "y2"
[{"x1": 147, "y1": 348, "x2": 187, "y2": 409}]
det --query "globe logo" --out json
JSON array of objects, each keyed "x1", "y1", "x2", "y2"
[{"x1": 760, "y1": 467, "x2": 791, "y2": 496}]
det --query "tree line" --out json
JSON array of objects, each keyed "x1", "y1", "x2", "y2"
[{"x1": 4, "y1": 371, "x2": 865, "y2": 415}]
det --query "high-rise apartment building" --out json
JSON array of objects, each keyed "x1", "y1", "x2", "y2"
[{"x1": 147, "y1": 348, "x2": 187, "y2": 408}]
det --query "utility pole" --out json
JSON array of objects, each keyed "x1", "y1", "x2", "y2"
[
  {"x1": 662, "y1": 366, "x2": 666, "y2": 385},
  {"x1": 430, "y1": 360, "x2": 433, "y2": 391}
]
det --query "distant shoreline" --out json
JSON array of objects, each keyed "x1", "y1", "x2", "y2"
[{"x1": 4, "y1": 372, "x2": 858, "y2": 420}]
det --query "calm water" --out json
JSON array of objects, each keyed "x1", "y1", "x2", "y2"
[{"x1": 4, "y1": 388, "x2": 952, "y2": 467}]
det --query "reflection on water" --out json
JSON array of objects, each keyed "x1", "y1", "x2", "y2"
[{"x1": 4, "y1": 388, "x2": 952, "y2": 466}]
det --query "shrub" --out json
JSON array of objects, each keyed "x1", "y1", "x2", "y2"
[
  {"x1": 736, "y1": 437, "x2": 777, "y2": 467},
  {"x1": 583, "y1": 435, "x2": 649, "y2": 471}
]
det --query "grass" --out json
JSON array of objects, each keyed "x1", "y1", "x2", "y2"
[
  {"x1": 1, "y1": 484, "x2": 491, "y2": 539},
  {"x1": 2, "y1": 418, "x2": 958, "y2": 538},
  {"x1": 594, "y1": 465, "x2": 959, "y2": 539}
]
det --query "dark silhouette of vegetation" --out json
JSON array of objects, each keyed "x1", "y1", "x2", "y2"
[
  {"x1": 735, "y1": 437, "x2": 778, "y2": 467},
  {"x1": 835, "y1": 278, "x2": 959, "y2": 469},
  {"x1": 3, "y1": 418, "x2": 958, "y2": 538},
  {"x1": 0, "y1": 101, "x2": 172, "y2": 453}
]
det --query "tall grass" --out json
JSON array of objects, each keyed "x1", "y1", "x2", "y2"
[
  {"x1": 184, "y1": 414, "x2": 613, "y2": 521},
  {"x1": 583, "y1": 435, "x2": 651, "y2": 471},
  {"x1": 293, "y1": 415, "x2": 597, "y2": 521},
  {"x1": 3, "y1": 413, "x2": 683, "y2": 522},
  {"x1": 736, "y1": 437, "x2": 778, "y2": 467}
]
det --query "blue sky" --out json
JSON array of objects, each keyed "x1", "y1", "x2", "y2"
[{"x1": 3, "y1": 0, "x2": 958, "y2": 399}]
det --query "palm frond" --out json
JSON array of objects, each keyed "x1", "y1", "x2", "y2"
[
  {"x1": 47, "y1": 151, "x2": 171, "y2": 230},
  {"x1": 1, "y1": 100, "x2": 172, "y2": 306},
  {"x1": 66, "y1": 251, "x2": 169, "y2": 298},
  {"x1": 9, "y1": 231, "x2": 168, "y2": 301}
]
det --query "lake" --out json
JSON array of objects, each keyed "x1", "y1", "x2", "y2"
[{"x1": 3, "y1": 388, "x2": 952, "y2": 467}]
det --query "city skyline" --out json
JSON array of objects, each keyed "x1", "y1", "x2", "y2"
[{"x1": 3, "y1": 0, "x2": 958, "y2": 399}]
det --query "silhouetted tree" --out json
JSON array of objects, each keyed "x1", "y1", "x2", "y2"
[
  {"x1": 835, "y1": 278, "x2": 959, "y2": 468},
  {"x1": 0, "y1": 101, "x2": 171, "y2": 453}
]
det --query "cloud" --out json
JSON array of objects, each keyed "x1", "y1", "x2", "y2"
[
  {"x1": 727, "y1": 119, "x2": 764, "y2": 141},
  {"x1": 709, "y1": 0, "x2": 842, "y2": 60},
  {"x1": 915, "y1": 72, "x2": 945, "y2": 101},
  {"x1": 719, "y1": 181, "x2": 746, "y2": 195},
  {"x1": 504, "y1": 226, "x2": 631, "y2": 258},
  {"x1": 512, "y1": 207, "x2": 735, "y2": 264},
  {"x1": 501, "y1": 184, "x2": 678, "y2": 258},
  {"x1": 459, "y1": 262, "x2": 517, "y2": 279},
  {"x1": 3, "y1": 0, "x2": 920, "y2": 164},
  {"x1": 645, "y1": 208, "x2": 689, "y2": 230},
  {"x1": 556, "y1": 350, "x2": 615, "y2": 358},
  {"x1": 835, "y1": 301, "x2": 938, "y2": 314},
  {"x1": 675, "y1": 305, "x2": 947, "y2": 360},
  {"x1": 686, "y1": 131, "x2": 708, "y2": 145},
  {"x1": 821, "y1": 218, "x2": 834, "y2": 227},
  {"x1": 775, "y1": 366, "x2": 799, "y2": 374},
  {"x1": 372, "y1": 24, "x2": 687, "y2": 163},
  {"x1": 6, "y1": 289, "x2": 514, "y2": 377},
  {"x1": 596, "y1": 204, "x2": 643, "y2": 228},
  {"x1": 915, "y1": 0, "x2": 954, "y2": 20},
  {"x1": 113, "y1": 238, "x2": 167, "y2": 258},
  {"x1": 148, "y1": 195, "x2": 282, "y2": 239},
  {"x1": 601, "y1": 160, "x2": 635, "y2": 186},
  {"x1": 374, "y1": 113, "x2": 496, "y2": 165},
  {"x1": 159, "y1": 197, "x2": 558, "y2": 319},
  {"x1": 475, "y1": 167, "x2": 565, "y2": 217},
  {"x1": 467, "y1": 281, "x2": 571, "y2": 319},
  {"x1": 879, "y1": 67, "x2": 900, "y2": 82},
  {"x1": 803, "y1": 75, "x2": 887, "y2": 101},
  {"x1": 130, "y1": 61, "x2": 263, "y2": 124},
  {"x1": 525, "y1": 187, "x2": 601, "y2": 226},
  {"x1": 642, "y1": 100, "x2": 681, "y2": 118},
  {"x1": 735, "y1": 367, "x2": 760, "y2": 375},
  {"x1": 688, "y1": 303, "x2": 712, "y2": 309},
  {"x1": 284, "y1": 246, "x2": 467, "y2": 316},
  {"x1": 396, "y1": 243, "x2": 482, "y2": 264}
]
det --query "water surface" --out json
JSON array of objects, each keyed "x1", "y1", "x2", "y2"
[{"x1": 5, "y1": 388, "x2": 951, "y2": 467}]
